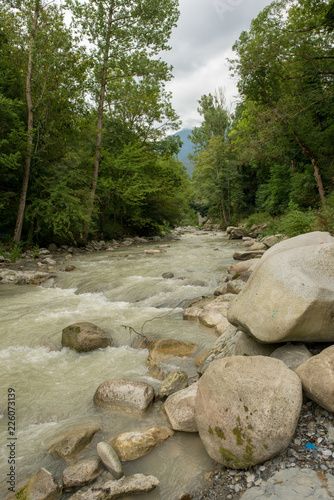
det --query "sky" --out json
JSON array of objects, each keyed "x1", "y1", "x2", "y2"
[{"x1": 162, "y1": 0, "x2": 275, "y2": 130}]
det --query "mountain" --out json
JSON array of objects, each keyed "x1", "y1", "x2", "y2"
[{"x1": 173, "y1": 128, "x2": 195, "y2": 177}]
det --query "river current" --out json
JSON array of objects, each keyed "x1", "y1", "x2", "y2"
[{"x1": 0, "y1": 230, "x2": 241, "y2": 499}]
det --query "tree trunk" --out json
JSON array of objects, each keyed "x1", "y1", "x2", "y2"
[
  {"x1": 13, "y1": 0, "x2": 40, "y2": 243},
  {"x1": 83, "y1": 3, "x2": 114, "y2": 241}
]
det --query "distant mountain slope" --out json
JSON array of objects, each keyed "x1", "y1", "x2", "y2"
[{"x1": 173, "y1": 128, "x2": 195, "y2": 177}]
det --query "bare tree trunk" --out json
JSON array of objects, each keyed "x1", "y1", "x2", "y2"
[
  {"x1": 13, "y1": 0, "x2": 40, "y2": 243},
  {"x1": 83, "y1": 3, "x2": 114, "y2": 241}
]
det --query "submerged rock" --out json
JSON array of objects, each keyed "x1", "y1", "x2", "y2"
[
  {"x1": 147, "y1": 338, "x2": 197, "y2": 365},
  {"x1": 93, "y1": 379, "x2": 154, "y2": 413},
  {"x1": 62, "y1": 322, "x2": 113, "y2": 352},
  {"x1": 48, "y1": 423, "x2": 101, "y2": 462}
]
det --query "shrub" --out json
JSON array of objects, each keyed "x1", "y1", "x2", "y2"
[{"x1": 279, "y1": 203, "x2": 317, "y2": 238}]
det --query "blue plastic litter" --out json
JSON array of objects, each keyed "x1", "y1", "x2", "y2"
[{"x1": 305, "y1": 443, "x2": 317, "y2": 450}]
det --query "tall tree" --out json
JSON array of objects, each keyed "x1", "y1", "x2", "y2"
[{"x1": 67, "y1": 0, "x2": 180, "y2": 240}]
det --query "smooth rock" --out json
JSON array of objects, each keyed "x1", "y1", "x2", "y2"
[
  {"x1": 62, "y1": 457, "x2": 103, "y2": 489},
  {"x1": 164, "y1": 383, "x2": 198, "y2": 432},
  {"x1": 110, "y1": 427, "x2": 174, "y2": 461},
  {"x1": 233, "y1": 250, "x2": 265, "y2": 261},
  {"x1": 97, "y1": 442, "x2": 124, "y2": 479},
  {"x1": 11, "y1": 468, "x2": 62, "y2": 500},
  {"x1": 226, "y1": 279, "x2": 246, "y2": 295},
  {"x1": 234, "y1": 332, "x2": 280, "y2": 357},
  {"x1": 62, "y1": 322, "x2": 112, "y2": 352},
  {"x1": 162, "y1": 272, "x2": 174, "y2": 279},
  {"x1": 296, "y1": 345, "x2": 334, "y2": 412},
  {"x1": 199, "y1": 308, "x2": 225, "y2": 328},
  {"x1": 94, "y1": 379, "x2": 154, "y2": 413},
  {"x1": 240, "y1": 468, "x2": 334, "y2": 499},
  {"x1": 147, "y1": 338, "x2": 197, "y2": 365},
  {"x1": 228, "y1": 232, "x2": 334, "y2": 343},
  {"x1": 158, "y1": 370, "x2": 188, "y2": 398},
  {"x1": 48, "y1": 424, "x2": 101, "y2": 462},
  {"x1": 270, "y1": 343, "x2": 313, "y2": 371},
  {"x1": 227, "y1": 259, "x2": 260, "y2": 275},
  {"x1": 196, "y1": 356, "x2": 302, "y2": 469},
  {"x1": 69, "y1": 474, "x2": 159, "y2": 499}
]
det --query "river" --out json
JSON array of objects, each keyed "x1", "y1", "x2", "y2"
[{"x1": 0, "y1": 229, "x2": 241, "y2": 499}]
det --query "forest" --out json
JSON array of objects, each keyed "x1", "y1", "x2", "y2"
[{"x1": 1, "y1": 0, "x2": 334, "y2": 251}]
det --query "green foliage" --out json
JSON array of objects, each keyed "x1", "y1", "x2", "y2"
[
  {"x1": 279, "y1": 203, "x2": 318, "y2": 238},
  {"x1": 244, "y1": 212, "x2": 270, "y2": 230},
  {"x1": 314, "y1": 192, "x2": 334, "y2": 235},
  {"x1": 0, "y1": 240, "x2": 23, "y2": 261}
]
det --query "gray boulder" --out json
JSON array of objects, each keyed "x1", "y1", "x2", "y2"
[
  {"x1": 296, "y1": 345, "x2": 334, "y2": 412},
  {"x1": 93, "y1": 379, "x2": 154, "y2": 413},
  {"x1": 62, "y1": 457, "x2": 103, "y2": 489},
  {"x1": 196, "y1": 356, "x2": 302, "y2": 469},
  {"x1": 62, "y1": 322, "x2": 112, "y2": 352},
  {"x1": 163, "y1": 383, "x2": 198, "y2": 432},
  {"x1": 270, "y1": 343, "x2": 313, "y2": 371},
  {"x1": 69, "y1": 474, "x2": 159, "y2": 499},
  {"x1": 241, "y1": 468, "x2": 334, "y2": 500},
  {"x1": 228, "y1": 232, "x2": 334, "y2": 343}
]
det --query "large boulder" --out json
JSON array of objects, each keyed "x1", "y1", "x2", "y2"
[
  {"x1": 296, "y1": 345, "x2": 334, "y2": 412},
  {"x1": 10, "y1": 469, "x2": 61, "y2": 500},
  {"x1": 93, "y1": 379, "x2": 154, "y2": 413},
  {"x1": 196, "y1": 356, "x2": 302, "y2": 469},
  {"x1": 147, "y1": 338, "x2": 197, "y2": 365},
  {"x1": 110, "y1": 427, "x2": 174, "y2": 461},
  {"x1": 163, "y1": 383, "x2": 198, "y2": 432},
  {"x1": 62, "y1": 457, "x2": 103, "y2": 490},
  {"x1": 62, "y1": 322, "x2": 112, "y2": 352},
  {"x1": 69, "y1": 474, "x2": 159, "y2": 500},
  {"x1": 228, "y1": 232, "x2": 334, "y2": 343},
  {"x1": 48, "y1": 424, "x2": 101, "y2": 462}
]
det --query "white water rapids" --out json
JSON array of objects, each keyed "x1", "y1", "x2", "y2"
[{"x1": 0, "y1": 230, "x2": 241, "y2": 499}]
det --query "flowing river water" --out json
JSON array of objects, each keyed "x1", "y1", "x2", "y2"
[{"x1": 0, "y1": 230, "x2": 241, "y2": 499}]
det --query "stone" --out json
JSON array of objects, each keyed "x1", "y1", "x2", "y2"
[
  {"x1": 198, "y1": 325, "x2": 239, "y2": 374},
  {"x1": 248, "y1": 242, "x2": 267, "y2": 251},
  {"x1": 261, "y1": 235, "x2": 282, "y2": 248},
  {"x1": 199, "y1": 308, "x2": 225, "y2": 328},
  {"x1": 215, "y1": 316, "x2": 233, "y2": 336},
  {"x1": 196, "y1": 356, "x2": 302, "y2": 469},
  {"x1": 93, "y1": 379, "x2": 154, "y2": 413},
  {"x1": 164, "y1": 383, "x2": 198, "y2": 432},
  {"x1": 162, "y1": 272, "x2": 174, "y2": 279},
  {"x1": 234, "y1": 332, "x2": 280, "y2": 357},
  {"x1": 158, "y1": 370, "x2": 188, "y2": 398},
  {"x1": 96, "y1": 442, "x2": 124, "y2": 479},
  {"x1": 194, "y1": 350, "x2": 210, "y2": 368},
  {"x1": 48, "y1": 243, "x2": 58, "y2": 252},
  {"x1": 228, "y1": 232, "x2": 334, "y2": 343},
  {"x1": 62, "y1": 322, "x2": 112, "y2": 352},
  {"x1": 147, "y1": 338, "x2": 197, "y2": 365},
  {"x1": 62, "y1": 457, "x2": 103, "y2": 489},
  {"x1": 240, "y1": 468, "x2": 334, "y2": 499},
  {"x1": 270, "y1": 343, "x2": 313, "y2": 371},
  {"x1": 10, "y1": 469, "x2": 61, "y2": 500},
  {"x1": 226, "y1": 279, "x2": 246, "y2": 295},
  {"x1": 228, "y1": 227, "x2": 244, "y2": 239},
  {"x1": 227, "y1": 259, "x2": 260, "y2": 275},
  {"x1": 65, "y1": 265, "x2": 76, "y2": 272},
  {"x1": 147, "y1": 362, "x2": 172, "y2": 380},
  {"x1": 69, "y1": 474, "x2": 159, "y2": 500},
  {"x1": 110, "y1": 427, "x2": 174, "y2": 461},
  {"x1": 48, "y1": 424, "x2": 101, "y2": 462},
  {"x1": 42, "y1": 257, "x2": 57, "y2": 265},
  {"x1": 232, "y1": 250, "x2": 265, "y2": 261},
  {"x1": 295, "y1": 345, "x2": 334, "y2": 412}
]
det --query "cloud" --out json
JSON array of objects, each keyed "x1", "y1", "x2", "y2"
[{"x1": 162, "y1": 0, "x2": 274, "y2": 130}]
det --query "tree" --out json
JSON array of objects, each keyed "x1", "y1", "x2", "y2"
[
  {"x1": 67, "y1": 0, "x2": 180, "y2": 240},
  {"x1": 230, "y1": 0, "x2": 334, "y2": 206}
]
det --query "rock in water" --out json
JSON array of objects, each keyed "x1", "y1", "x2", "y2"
[
  {"x1": 97, "y1": 442, "x2": 124, "y2": 479},
  {"x1": 62, "y1": 322, "x2": 112, "y2": 352},
  {"x1": 69, "y1": 474, "x2": 159, "y2": 499},
  {"x1": 147, "y1": 338, "x2": 197, "y2": 365},
  {"x1": 93, "y1": 379, "x2": 154, "y2": 413},
  {"x1": 158, "y1": 370, "x2": 188, "y2": 398},
  {"x1": 48, "y1": 424, "x2": 101, "y2": 462},
  {"x1": 11, "y1": 468, "x2": 62, "y2": 500},
  {"x1": 62, "y1": 457, "x2": 103, "y2": 489},
  {"x1": 163, "y1": 383, "x2": 198, "y2": 432},
  {"x1": 110, "y1": 427, "x2": 174, "y2": 461},
  {"x1": 228, "y1": 232, "x2": 334, "y2": 343},
  {"x1": 196, "y1": 356, "x2": 302, "y2": 469}
]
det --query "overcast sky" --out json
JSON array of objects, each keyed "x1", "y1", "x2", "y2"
[{"x1": 162, "y1": 0, "x2": 274, "y2": 130}]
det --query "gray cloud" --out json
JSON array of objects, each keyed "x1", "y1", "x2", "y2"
[{"x1": 162, "y1": 0, "x2": 274, "y2": 129}]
